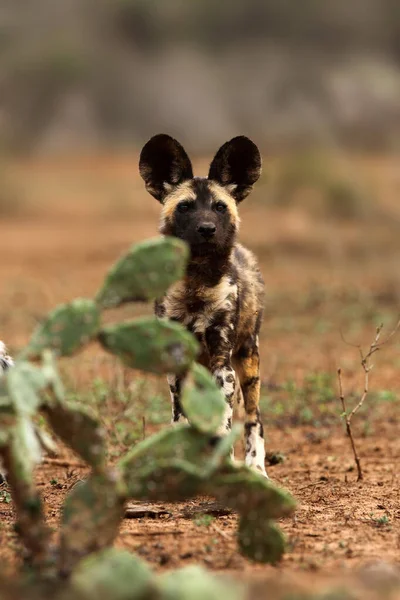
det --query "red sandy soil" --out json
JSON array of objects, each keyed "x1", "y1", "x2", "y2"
[{"x1": 1, "y1": 154, "x2": 400, "y2": 597}]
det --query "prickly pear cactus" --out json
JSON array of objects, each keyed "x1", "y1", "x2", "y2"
[
  {"x1": 0, "y1": 235, "x2": 296, "y2": 595},
  {"x1": 116, "y1": 363, "x2": 294, "y2": 564}
]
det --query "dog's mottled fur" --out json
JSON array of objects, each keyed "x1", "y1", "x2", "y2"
[{"x1": 139, "y1": 134, "x2": 267, "y2": 476}]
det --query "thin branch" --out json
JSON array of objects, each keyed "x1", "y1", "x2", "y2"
[
  {"x1": 212, "y1": 523, "x2": 231, "y2": 540},
  {"x1": 339, "y1": 329, "x2": 362, "y2": 351},
  {"x1": 337, "y1": 368, "x2": 363, "y2": 481},
  {"x1": 42, "y1": 458, "x2": 86, "y2": 469},
  {"x1": 337, "y1": 318, "x2": 400, "y2": 483},
  {"x1": 120, "y1": 530, "x2": 185, "y2": 537},
  {"x1": 374, "y1": 318, "x2": 400, "y2": 348}
]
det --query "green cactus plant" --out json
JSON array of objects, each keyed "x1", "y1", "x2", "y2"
[{"x1": 0, "y1": 235, "x2": 295, "y2": 598}]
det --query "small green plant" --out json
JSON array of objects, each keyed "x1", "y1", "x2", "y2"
[
  {"x1": 370, "y1": 513, "x2": 390, "y2": 528},
  {"x1": 0, "y1": 488, "x2": 11, "y2": 503},
  {"x1": 0, "y1": 235, "x2": 295, "y2": 598},
  {"x1": 376, "y1": 515, "x2": 390, "y2": 527},
  {"x1": 194, "y1": 514, "x2": 215, "y2": 528}
]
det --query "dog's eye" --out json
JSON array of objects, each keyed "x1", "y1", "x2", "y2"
[
  {"x1": 177, "y1": 202, "x2": 191, "y2": 213},
  {"x1": 214, "y1": 202, "x2": 227, "y2": 213}
]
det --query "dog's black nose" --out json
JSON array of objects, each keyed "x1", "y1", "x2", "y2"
[{"x1": 197, "y1": 223, "x2": 216, "y2": 239}]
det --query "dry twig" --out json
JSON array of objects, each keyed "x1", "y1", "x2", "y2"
[
  {"x1": 120, "y1": 530, "x2": 185, "y2": 537},
  {"x1": 212, "y1": 523, "x2": 231, "y2": 540},
  {"x1": 338, "y1": 319, "x2": 400, "y2": 481},
  {"x1": 42, "y1": 458, "x2": 86, "y2": 469}
]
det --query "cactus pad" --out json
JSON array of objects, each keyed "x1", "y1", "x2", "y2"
[
  {"x1": 158, "y1": 565, "x2": 245, "y2": 600},
  {"x1": 96, "y1": 236, "x2": 189, "y2": 309},
  {"x1": 207, "y1": 463, "x2": 296, "y2": 520},
  {"x1": 24, "y1": 299, "x2": 100, "y2": 359},
  {"x1": 5, "y1": 361, "x2": 47, "y2": 417},
  {"x1": 60, "y1": 472, "x2": 125, "y2": 575},
  {"x1": 70, "y1": 548, "x2": 155, "y2": 600},
  {"x1": 43, "y1": 402, "x2": 107, "y2": 470},
  {"x1": 119, "y1": 425, "x2": 228, "y2": 501},
  {"x1": 98, "y1": 318, "x2": 199, "y2": 375},
  {"x1": 238, "y1": 515, "x2": 286, "y2": 564},
  {"x1": 181, "y1": 363, "x2": 225, "y2": 434}
]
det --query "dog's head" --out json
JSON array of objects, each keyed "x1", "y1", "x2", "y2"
[{"x1": 139, "y1": 134, "x2": 261, "y2": 257}]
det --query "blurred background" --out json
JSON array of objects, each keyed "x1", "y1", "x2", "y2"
[{"x1": 1, "y1": 0, "x2": 400, "y2": 154}]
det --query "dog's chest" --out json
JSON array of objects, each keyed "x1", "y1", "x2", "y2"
[{"x1": 164, "y1": 277, "x2": 238, "y2": 338}]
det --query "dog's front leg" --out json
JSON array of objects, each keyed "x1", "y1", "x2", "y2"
[{"x1": 204, "y1": 318, "x2": 236, "y2": 439}]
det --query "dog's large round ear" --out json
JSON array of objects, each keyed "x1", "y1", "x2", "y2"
[
  {"x1": 208, "y1": 136, "x2": 262, "y2": 203},
  {"x1": 139, "y1": 134, "x2": 193, "y2": 203}
]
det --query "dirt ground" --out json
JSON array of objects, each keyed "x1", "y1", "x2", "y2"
[{"x1": 1, "y1": 153, "x2": 400, "y2": 597}]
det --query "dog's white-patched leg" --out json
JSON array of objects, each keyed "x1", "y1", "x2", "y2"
[
  {"x1": 244, "y1": 414, "x2": 268, "y2": 477},
  {"x1": 212, "y1": 365, "x2": 236, "y2": 459},
  {"x1": 213, "y1": 365, "x2": 235, "y2": 431},
  {"x1": 204, "y1": 308, "x2": 238, "y2": 458},
  {"x1": 235, "y1": 339, "x2": 268, "y2": 478}
]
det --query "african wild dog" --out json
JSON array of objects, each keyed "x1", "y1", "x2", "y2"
[
  {"x1": 139, "y1": 134, "x2": 268, "y2": 477},
  {"x1": 0, "y1": 341, "x2": 13, "y2": 375}
]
